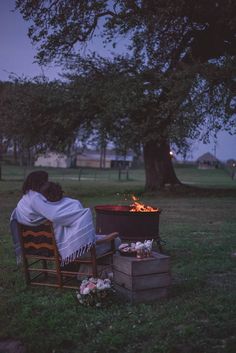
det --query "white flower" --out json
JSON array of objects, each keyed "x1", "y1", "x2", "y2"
[
  {"x1": 136, "y1": 243, "x2": 145, "y2": 250},
  {"x1": 103, "y1": 283, "x2": 111, "y2": 289},
  {"x1": 82, "y1": 287, "x2": 90, "y2": 295},
  {"x1": 96, "y1": 279, "x2": 105, "y2": 290},
  {"x1": 144, "y1": 240, "x2": 153, "y2": 250},
  {"x1": 89, "y1": 277, "x2": 97, "y2": 284}
]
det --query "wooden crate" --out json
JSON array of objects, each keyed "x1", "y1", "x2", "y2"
[{"x1": 113, "y1": 252, "x2": 171, "y2": 303}]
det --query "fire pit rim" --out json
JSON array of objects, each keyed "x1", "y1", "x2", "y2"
[{"x1": 95, "y1": 204, "x2": 162, "y2": 215}]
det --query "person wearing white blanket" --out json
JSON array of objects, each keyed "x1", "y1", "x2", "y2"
[{"x1": 10, "y1": 171, "x2": 117, "y2": 268}]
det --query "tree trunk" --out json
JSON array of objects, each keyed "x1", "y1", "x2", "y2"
[
  {"x1": 27, "y1": 147, "x2": 32, "y2": 167},
  {"x1": 19, "y1": 146, "x2": 24, "y2": 167},
  {"x1": 0, "y1": 142, "x2": 2, "y2": 181},
  {"x1": 143, "y1": 139, "x2": 181, "y2": 191},
  {"x1": 100, "y1": 142, "x2": 107, "y2": 169},
  {"x1": 13, "y1": 141, "x2": 18, "y2": 164}
]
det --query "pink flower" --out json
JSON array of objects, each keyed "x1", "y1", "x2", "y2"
[{"x1": 87, "y1": 282, "x2": 97, "y2": 290}]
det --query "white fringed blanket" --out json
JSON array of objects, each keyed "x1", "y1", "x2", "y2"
[{"x1": 10, "y1": 191, "x2": 95, "y2": 265}]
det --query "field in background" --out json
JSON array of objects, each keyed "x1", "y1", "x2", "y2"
[
  {"x1": 0, "y1": 165, "x2": 236, "y2": 353},
  {"x1": 1, "y1": 163, "x2": 235, "y2": 188}
]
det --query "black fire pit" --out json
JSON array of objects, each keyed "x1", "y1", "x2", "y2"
[{"x1": 95, "y1": 205, "x2": 162, "y2": 245}]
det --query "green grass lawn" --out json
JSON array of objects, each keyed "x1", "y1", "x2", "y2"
[{"x1": 0, "y1": 165, "x2": 236, "y2": 353}]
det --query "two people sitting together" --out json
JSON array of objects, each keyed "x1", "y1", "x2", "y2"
[{"x1": 10, "y1": 171, "x2": 119, "y2": 273}]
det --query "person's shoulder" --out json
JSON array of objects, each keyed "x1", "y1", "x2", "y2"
[
  {"x1": 63, "y1": 197, "x2": 83, "y2": 207},
  {"x1": 30, "y1": 191, "x2": 47, "y2": 203},
  {"x1": 63, "y1": 196, "x2": 79, "y2": 204},
  {"x1": 17, "y1": 190, "x2": 41, "y2": 204},
  {"x1": 28, "y1": 190, "x2": 40, "y2": 197}
]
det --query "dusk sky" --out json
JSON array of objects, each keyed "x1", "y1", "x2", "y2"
[{"x1": 1, "y1": 0, "x2": 235, "y2": 161}]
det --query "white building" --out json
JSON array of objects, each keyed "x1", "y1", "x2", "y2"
[
  {"x1": 34, "y1": 152, "x2": 72, "y2": 168},
  {"x1": 196, "y1": 152, "x2": 220, "y2": 169},
  {"x1": 76, "y1": 150, "x2": 133, "y2": 169}
]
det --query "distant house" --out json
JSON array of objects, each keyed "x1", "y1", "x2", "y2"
[
  {"x1": 226, "y1": 159, "x2": 236, "y2": 168},
  {"x1": 76, "y1": 150, "x2": 134, "y2": 169},
  {"x1": 34, "y1": 152, "x2": 72, "y2": 168},
  {"x1": 196, "y1": 152, "x2": 220, "y2": 169}
]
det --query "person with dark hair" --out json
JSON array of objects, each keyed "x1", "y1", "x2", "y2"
[
  {"x1": 10, "y1": 170, "x2": 49, "y2": 261},
  {"x1": 38, "y1": 181, "x2": 120, "y2": 276},
  {"x1": 11, "y1": 170, "x2": 49, "y2": 229},
  {"x1": 22, "y1": 170, "x2": 49, "y2": 194},
  {"x1": 10, "y1": 174, "x2": 115, "y2": 268},
  {"x1": 40, "y1": 181, "x2": 64, "y2": 202}
]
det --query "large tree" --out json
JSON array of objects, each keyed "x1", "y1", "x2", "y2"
[
  {"x1": 15, "y1": 0, "x2": 236, "y2": 189},
  {"x1": 65, "y1": 53, "x2": 235, "y2": 188},
  {"x1": 0, "y1": 77, "x2": 80, "y2": 165}
]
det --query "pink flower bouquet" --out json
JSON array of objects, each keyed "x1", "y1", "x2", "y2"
[{"x1": 76, "y1": 277, "x2": 113, "y2": 307}]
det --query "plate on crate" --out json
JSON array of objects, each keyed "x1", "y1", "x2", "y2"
[{"x1": 118, "y1": 244, "x2": 137, "y2": 257}]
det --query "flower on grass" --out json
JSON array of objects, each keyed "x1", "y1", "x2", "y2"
[{"x1": 76, "y1": 277, "x2": 113, "y2": 307}]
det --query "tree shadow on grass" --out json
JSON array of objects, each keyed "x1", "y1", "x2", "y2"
[{"x1": 144, "y1": 184, "x2": 236, "y2": 198}]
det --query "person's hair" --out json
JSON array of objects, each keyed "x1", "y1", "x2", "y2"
[
  {"x1": 22, "y1": 171, "x2": 49, "y2": 194},
  {"x1": 40, "y1": 181, "x2": 64, "y2": 202}
]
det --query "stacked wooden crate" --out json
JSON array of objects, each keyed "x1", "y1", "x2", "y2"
[{"x1": 113, "y1": 252, "x2": 171, "y2": 303}]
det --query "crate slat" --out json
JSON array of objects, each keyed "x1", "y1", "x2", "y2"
[{"x1": 114, "y1": 271, "x2": 171, "y2": 290}]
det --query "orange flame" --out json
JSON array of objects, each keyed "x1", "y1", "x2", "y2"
[{"x1": 130, "y1": 195, "x2": 157, "y2": 212}]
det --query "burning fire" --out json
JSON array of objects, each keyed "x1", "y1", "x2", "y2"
[{"x1": 130, "y1": 195, "x2": 157, "y2": 212}]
